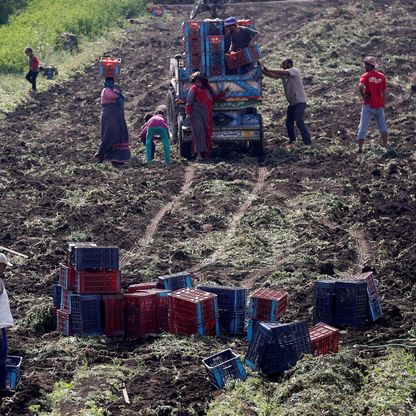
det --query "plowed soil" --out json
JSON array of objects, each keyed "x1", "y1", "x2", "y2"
[{"x1": 0, "y1": 0, "x2": 415, "y2": 414}]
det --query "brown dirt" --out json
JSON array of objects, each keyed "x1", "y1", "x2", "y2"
[{"x1": 0, "y1": 0, "x2": 415, "y2": 414}]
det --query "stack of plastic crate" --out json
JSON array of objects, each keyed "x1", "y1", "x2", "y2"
[
  {"x1": 197, "y1": 285, "x2": 246, "y2": 335},
  {"x1": 343, "y1": 272, "x2": 382, "y2": 321},
  {"x1": 245, "y1": 321, "x2": 313, "y2": 374},
  {"x1": 124, "y1": 291, "x2": 158, "y2": 337},
  {"x1": 202, "y1": 349, "x2": 246, "y2": 389},
  {"x1": 313, "y1": 278, "x2": 374, "y2": 327},
  {"x1": 308, "y1": 322, "x2": 340, "y2": 356},
  {"x1": 168, "y1": 288, "x2": 219, "y2": 336},
  {"x1": 205, "y1": 35, "x2": 225, "y2": 77},
  {"x1": 335, "y1": 280, "x2": 369, "y2": 326},
  {"x1": 183, "y1": 21, "x2": 205, "y2": 74},
  {"x1": 247, "y1": 288, "x2": 288, "y2": 341},
  {"x1": 158, "y1": 271, "x2": 192, "y2": 291},
  {"x1": 54, "y1": 242, "x2": 123, "y2": 337},
  {"x1": 313, "y1": 280, "x2": 336, "y2": 325}
]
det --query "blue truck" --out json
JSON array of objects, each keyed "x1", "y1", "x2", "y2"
[{"x1": 166, "y1": 19, "x2": 264, "y2": 158}]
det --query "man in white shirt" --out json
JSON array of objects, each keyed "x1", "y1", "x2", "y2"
[
  {"x1": 0, "y1": 253, "x2": 14, "y2": 398},
  {"x1": 261, "y1": 58, "x2": 312, "y2": 145}
]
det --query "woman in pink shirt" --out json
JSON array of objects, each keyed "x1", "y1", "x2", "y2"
[
  {"x1": 139, "y1": 108, "x2": 170, "y2": 164},
  {"x1": 95, "y1": 77, "x2": 130, "y2": 164}
]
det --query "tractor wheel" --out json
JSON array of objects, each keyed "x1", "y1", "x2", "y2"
[
  {"x1": 178, "y1": 115, "x2": 193, "y2": 159},
  {"x1": 249, "y1": 114, "x2": 265, "y2": 157}
]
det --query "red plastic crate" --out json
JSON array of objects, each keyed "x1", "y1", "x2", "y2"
[
  {"x1": 76, "y1": 270, "x2": 121, "y2": 294},
  {"x1": 56, "y1": 309, "x2": 72, "y2": 336},
  {"x1": 59, "y1": 263, "x2": 76, "y2": 290},
  {"x1": 309, "y1": 322, "x2": 340, "y2": 356},
  {"x1": 61, "y1": 288, "x2": 73, "y2": 311},
  {"x1": 103, "y1": 294, "x2": 124, "y2": 336},
  {"x1": 99, "y1": 57, "x2": 121, "y2": 79},
  {"x1": 225, "y1": 50, "x2": 250, "y2": 69},
  {"x1": 127, "y1": 282, "x2": 160, "y2": 293},
  {"x1": 207, "y1": 35, "x2": 224, "y2": 51},
  {"x1": 250, "y1": 288, "x2": 288, "y2": 320},
  {"x1": 124, "y1": 293, "x2": 158, "y2": 337},
  {"x1": 237, "y1": 19, "x2": 255, "y2": 28},
  {"x1": 169, "y1": 316, "x2": 218, "y2": 336}
]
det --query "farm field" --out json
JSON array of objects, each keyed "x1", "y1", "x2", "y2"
[{"x1": 0, "y1": 0, "x2": 415, "y2": 415}]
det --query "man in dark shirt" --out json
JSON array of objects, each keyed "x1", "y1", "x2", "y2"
[
  {"x1": 224, "y1": 17, "x2": 260, "y2": 74},
  {"x1": 224, "y1": 17, "x2": 260, "y2": 52}
]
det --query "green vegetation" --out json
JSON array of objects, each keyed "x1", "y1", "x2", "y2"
[
  {"x1": 0, "y1": 0, "x2": 30, "y2": 25},
  {"x1": 0, "y1": 0, "x2": 146, "y2": 73},
  {"x1": 208, "y1": 349, "x2": 416, "y2": 416}
]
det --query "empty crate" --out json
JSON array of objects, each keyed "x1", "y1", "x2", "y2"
[
  {"x1": 76, "y1": 270, "x2": 120, "y2": 294},
  {"x1": 309, "y1": 322, "x2": 340, "y2": 356},
  {"x1": 313, "y1": 280, "x2": 336, "y2": 325},
  {"x1": 249, "y1": 288, "x2": 288, "y2": 321},
  {"x1": 158, "y1": 271, "x2": 192, "y2": 291},
  {"x1": 124, "y1": 292, "x2": 158, "y2": 337},
  {"x1": 73, "y1": 246, "x2": 119, "y2": 270},
  {"x1": 6, "y1": 356, "x2": 22, "y2": 390},
  {"x1": 71, "y1": 294, "x2": 102, "y2": 336},
  {"x1": 335, "y1": 281, "x2": 368, "y2": 326},
  {"x1": 103, "y1": 294, "x2": 124, "y2": 336},
  {"x1": 202, "y1": 349, "x2": 247, "y2": 389}
]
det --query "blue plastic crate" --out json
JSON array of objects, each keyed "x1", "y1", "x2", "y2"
[
  {"x1": 245, "y1": 321, "x2": 280, "y2": 370},
  {"x1": 6, "y1": 356, "x2": 22, "y2": 390},
  {"x1": 368, "y1": 296, "x2": 382, "y2": 321},
  {"x1": 313, "y1": 280, "x2": 336, "y2": 325},
  {"x1": 335, "y1": 281, "x2": 368, "y2": 326},
  {"x1": 71, "y1": 294, "x2": 102, "y2": 336},
  {"x1": 197, "y1": 285, "x2": 247, "y2": 312},
  {"x1": 219, "y1": 311, "x2": 245, "y2": 335},
  {"x1": 202, "y1": 19, "x2": 224, "y2": 36},
  {"x1": 74, "y1": 246, "x2": 119, "y2": 270},
  {"x1": 52, "y1": 284, "x2": 62, "y2": 309},
  {"x1": 270, "y1": 321, "x2": 313, "y2": 373},
  {"x1": 183, "y1": 21, "x2": 203, "y2": 39},
  {"x1": 202, "y1": 349, "x2": 246, "y2": 389},
  {"x1": 158, "y1": 272, "x2": 192, "y2": 291}
]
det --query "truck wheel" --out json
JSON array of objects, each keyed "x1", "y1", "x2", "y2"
[
  {"x1": 249, "y1": 114, "x2": 265, "y2": 157},
  {"x1": 167, "y1": 88, "x2": 178, "y2": 143},
  {"x1": 178, "y1": 115, "x2": 193, "y2": 159}
]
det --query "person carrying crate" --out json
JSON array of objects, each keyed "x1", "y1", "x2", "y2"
[
  {"x1": 0, "y1": 253, "x2": 14, "y2": 398},
  {"x1": 224, "y1": 17, "x2": 260, "y2": 74}
]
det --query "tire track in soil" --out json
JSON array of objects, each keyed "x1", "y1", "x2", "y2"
[
  {"x1": 120, "y1": 165, "x2": 196, "y2": 266},
  {"x1": 190, "y1": 166, "x2": 272, "y2": 276}
]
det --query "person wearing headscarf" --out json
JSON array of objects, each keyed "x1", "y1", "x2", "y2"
[
  {"x1": 185, "y1": 71, "x2": 227, "y2": 161},
  {"x1": 95, "y1": 77, "x2": 131, "y2": 164}
]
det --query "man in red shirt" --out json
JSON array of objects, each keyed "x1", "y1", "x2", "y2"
[
  {"x1": 24, "y1": 47, "x2": 40, "y2": 92},
  {"x1": 357, "y1": 56, "x2": 388, "y2": 153}
]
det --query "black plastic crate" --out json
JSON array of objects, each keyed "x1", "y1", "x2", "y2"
[
  {"x1": 271, "y1": 321, "x2": 313, "y2": 372},
  {"x1": 202, "y1": 349, "x2": 246, "y2": 389},
  {"x1": 73, "y1": 246, "x2": 119, "y2": 270},
  {"x1": 197, "y1": 285, "x2": 246, "y2": 312},
  {"x1": 245, "y1": 321, "x2": 280, "y2": 370},
  {"x1": 313, "y1": 280, "x2": 336, "y2": 325},
  {"x1": 219, "y1": 311, "x2": 245, "y2": 335},
  {"x1": 335, "y1": 281, "x2": 368, "y2": 326},
  {"x1": 52, "y1": 284, "x2": 62, "y2": 309},
  {"x1": 71, "y1": 294, "x2": 102, "y2": 336}
]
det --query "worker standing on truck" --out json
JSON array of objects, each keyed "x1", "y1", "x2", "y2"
[
  {"x1": 95, "y1": 77, "x2": 131, "y2": 165},
  {"x1": 357, "y1": 56, "x2": 388, "y2": 154},
  {"x1": 224, "y1": 17, "x2": 260, "y2": 74},
  {"x1": 0, "y1": 253, "x2": 14, "y2": 398},
  {"x1": 185, "y1": 71, "x2": 228, "y2": 161},
  {"x1": 261, "y1": 58, "x2": 312, "y2": 145},
  {"x1": 24, "y1": 47, "x2": 40, "y2": 92}
]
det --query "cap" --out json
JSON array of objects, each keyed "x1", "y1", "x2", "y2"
[
  {"x1": 364, "y1": 56, "x2": 377, "y2": 67},
  {"x1": 0, "y1": 253, "x2": 12, "y2": 267},
  {"x1": 224, "y1": 17, "x2": 237, "y2": 27}
]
